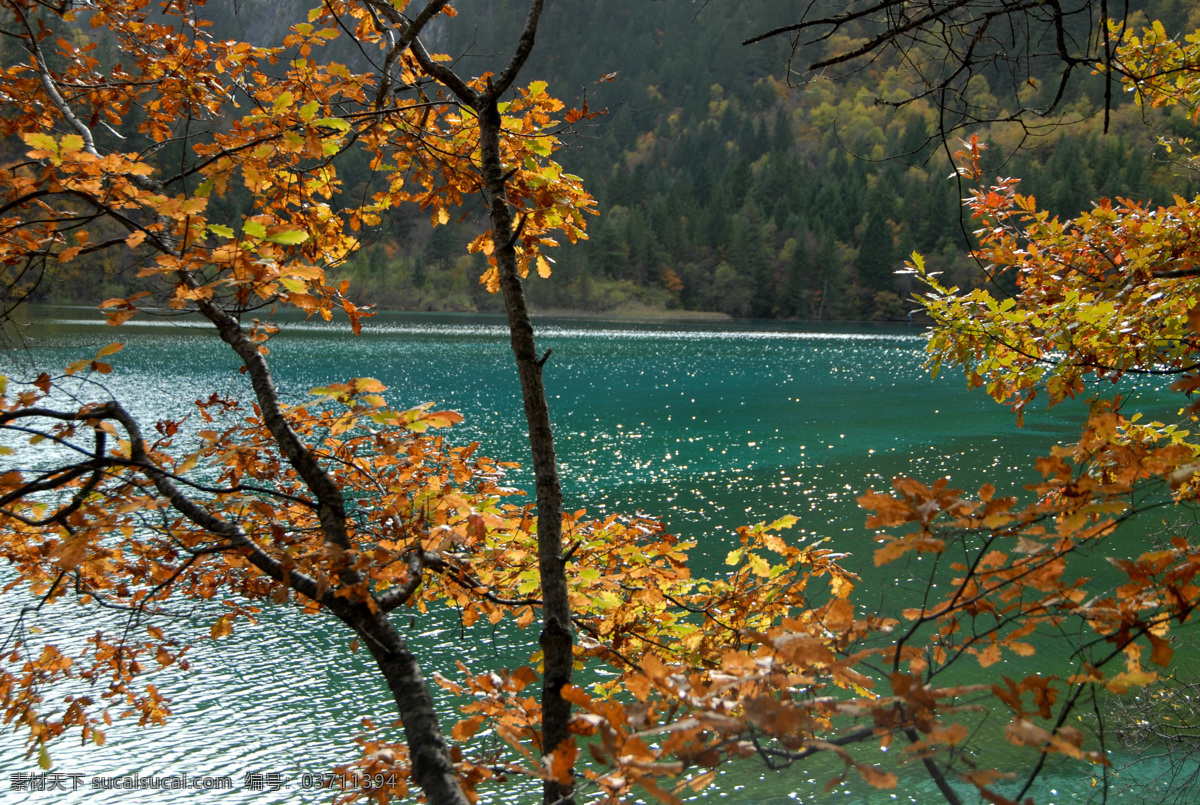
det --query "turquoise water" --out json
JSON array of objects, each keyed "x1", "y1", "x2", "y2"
[{"x1": 0, "y1": 310, "x2": 1188, "y2": 803}]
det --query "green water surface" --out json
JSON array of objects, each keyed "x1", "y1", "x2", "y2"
[{"x1": 0, "y1": 310, "x2": 1189, "y2": 804}]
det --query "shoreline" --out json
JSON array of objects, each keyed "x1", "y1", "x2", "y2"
[
  {"x1": 527, "y1": 305, "x2": 732, "y2": 322},
  {"x1": 7, "y1": 302, "x2": 735, "y2": 325},
  {"x1": 6, "y1": 302, "x2": 927, "y2": 328}
]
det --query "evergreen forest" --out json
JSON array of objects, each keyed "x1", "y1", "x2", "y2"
[{"x1": 10, "y1": 0, "x2": 1199, "y2": 321}]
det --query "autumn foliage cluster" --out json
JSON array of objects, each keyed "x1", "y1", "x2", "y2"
[{"x1": 4, "y1": 2, "x2": 1200, "y2": 805}]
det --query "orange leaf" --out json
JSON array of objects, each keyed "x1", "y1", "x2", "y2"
[
  {"x1": 52, "y1": 533, "x2": 90, "y2": 570},
  {"x1": 547, "y1": 738, "x2": 577, "y2": 784},
  {"x1": 452, "y1": 715, "x2": 485, "y2": 741},
  {"x1": 1147, "y1": 632, "x2": 1174, "y2": 667},
  {"x1": 855, "y1": 763, "x2": 897, "y2": 789},
  {"x1": 1188, "y1": 303, "x2": 1200, "y2": 335},
  {"x1": 976, "y1": 643, "x2": 1002, "y2": 668},
  {"x1": 560, "y1": 684, "x2": 595, "y2": 710},
  {"x1": 823, "y1": 598, "x2": 855, "y2": 631}
]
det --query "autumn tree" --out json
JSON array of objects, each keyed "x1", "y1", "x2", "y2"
[
  {"x1": 8, "y1": 1, "x2": 1200, "y2": 805},
  {"x1": 0, "y1": 0, "x2": 593, "y2": 803},
  {"x1": 746, "y1": 0, "x2": 1130, "y2": 141}
]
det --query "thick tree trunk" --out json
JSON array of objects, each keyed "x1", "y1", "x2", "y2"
[
  {"x1": 479, "y1": 96, "x2": 575, "y2": 805},
  {"x1": 353, "y1": 608, "x2": 471, "y2": 805}
]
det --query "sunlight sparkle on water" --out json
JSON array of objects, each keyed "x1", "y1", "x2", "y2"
[{"x1": 3, "y1": 313, "x2": 1174, "y2": 804}]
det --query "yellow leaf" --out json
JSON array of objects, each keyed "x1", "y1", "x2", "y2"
[
  {"x1": 480, "y1": 266, "x2": 500, "y2": 293},
  {"x1": 210, "y1": 614, "x2": 233, "y2": 639},
  {"x1": 353, "y1": 377, "x2": 387, "y2": 393},
  {"x1": 747, "y1": 552, "x2": 771, "y2": 577},
  {"x1": 280, "y1": 276, "x2": 307, "y2": 294},
  {"x1": 177, "y1": 453, "x2": 199, "y2": 475},
  {"x1": 23, "y1": 132, "x2": 58, "y2": 153},
  {"x1": 265, "y1": 230, "x2": 308, "y2": 245}
]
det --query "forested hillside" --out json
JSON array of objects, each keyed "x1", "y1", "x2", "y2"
[
  {"x1": 14, "y1": 0, "x2": 1198, "y2": 319},
  {"x1": 441, "y1": 0, "x2": 1193, "y2": 320}
]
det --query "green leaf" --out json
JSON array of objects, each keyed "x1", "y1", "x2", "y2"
[
  {"x1": 299, "y1": 100, "x2": 319, "y2": 123},
  {"x1": 273, "y1": 91, "x2": 295, "y2": 114},
  {"x1": 578, "y1": 567, "x2": 601, "y2": 584},
  {"x1": 517, "y1": 569, "x2": 540, "y2": 595},
  {"x1": 208, "y1": 224, "x2": 235, "y2": 238},
  {"x1": 592, "y1": 590, "x2": 622, "y2": 610},
  {"x1": 38, "y1": 743, "x2": 51, "y2": 770},
  {"x1": 243, "y1": 221, "x2": 267, "y2": 239},
  {"x1": 311, "y1": 117, "x2": 350, "y2": 131},
  {"x1": 280, "y1": 277, "x2": 308, "y2": 294},
  {"x1": 265, "y1": 230, "x2": 309, "y2": 245},
  {"x1": 765, "y1": 515, "x2": 799, "y2": 531}
]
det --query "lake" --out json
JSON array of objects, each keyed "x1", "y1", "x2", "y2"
[{"x1": 0, "y1": 309, "x2": 1185, "y2": 803}]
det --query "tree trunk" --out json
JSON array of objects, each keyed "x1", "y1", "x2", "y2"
[
  {"x1": 353, "y1": 607, "x2": 472, "y2": 805},
  {"x1": 478, "y1": 96, "x2": 575, "y2": 805}
]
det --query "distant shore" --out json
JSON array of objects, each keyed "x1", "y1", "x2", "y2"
[
  {"x1": 527, "y1": 305, "x2": 732, "y2": 322},
  {"x1": 8, "y1": 302, "x2": 924, "y2": 327}
]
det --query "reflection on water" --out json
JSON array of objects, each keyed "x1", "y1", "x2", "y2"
[{"x1": 0, "y1": 312, "x2": 1184, "y2": 803}]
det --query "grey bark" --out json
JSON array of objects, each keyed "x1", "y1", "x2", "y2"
[
  {"x1": 478, "y1": 94, "x2": 576, "y2": 805},
  {"x1": 402, "y1": 1, "x2": 576, "y2": 800}
]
